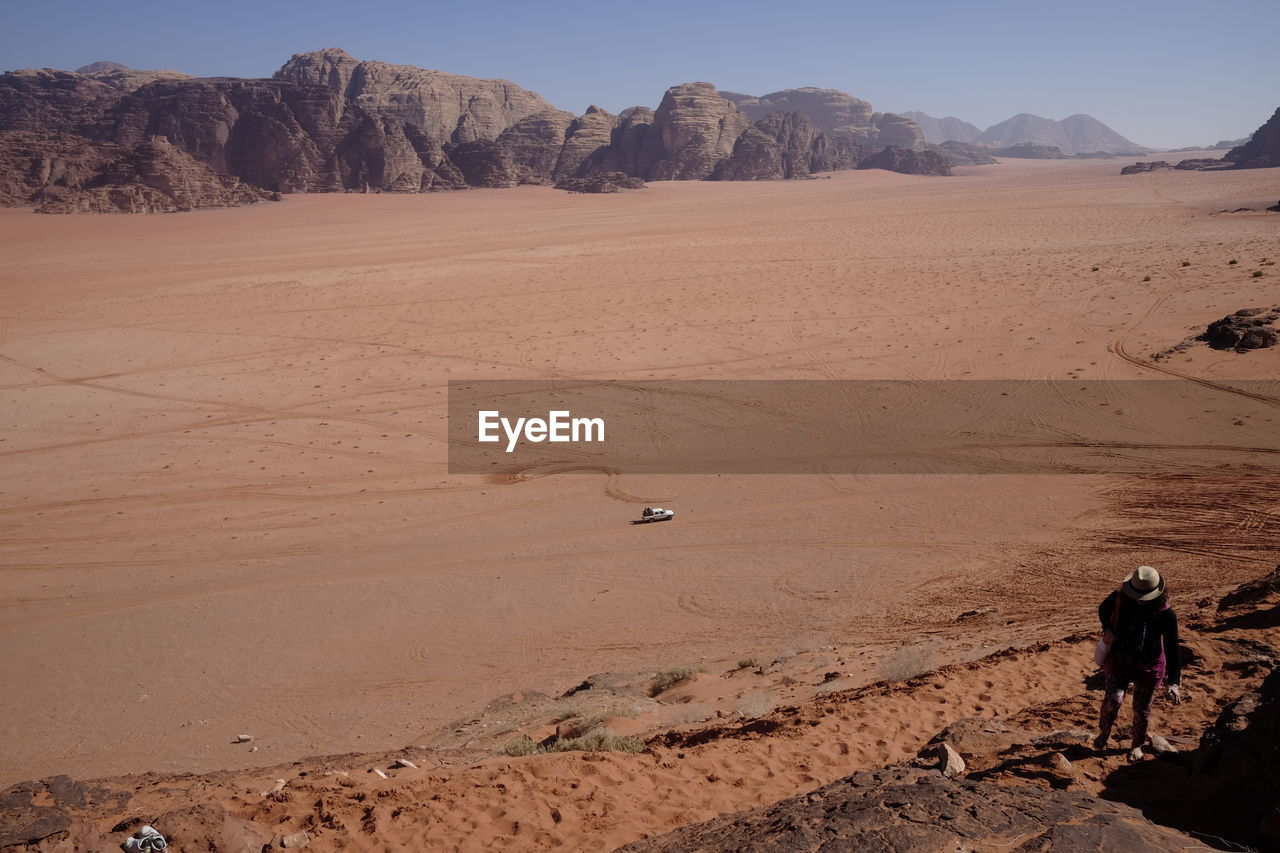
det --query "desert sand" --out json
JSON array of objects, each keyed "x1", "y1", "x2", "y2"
[{"x1": 1, "y1": 154, "x2": 1278, "y2": 815}]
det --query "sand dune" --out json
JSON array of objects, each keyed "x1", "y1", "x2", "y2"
[{"x1": 1, "y1": 157, "x2": 1278, "y2": 792}]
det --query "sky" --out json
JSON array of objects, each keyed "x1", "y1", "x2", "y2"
[{"x1": 2, "y1": 0, "x2": 1277, "y2": 149}]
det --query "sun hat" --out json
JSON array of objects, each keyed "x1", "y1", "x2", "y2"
[{"x1": 1122, "y1": 565, "x2": 1165, "y2": 601}]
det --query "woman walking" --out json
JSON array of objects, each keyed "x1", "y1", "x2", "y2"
[{"x1": 1094, "y1": 565, "x2": 1182, "y2": 760}]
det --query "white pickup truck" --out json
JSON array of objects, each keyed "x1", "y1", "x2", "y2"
[{"x1": 638, "y1": 507, "x2": 675, "y2": 523}]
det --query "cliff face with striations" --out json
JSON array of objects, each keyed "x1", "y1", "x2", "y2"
[
  {"x1": 637, "y1": 83, "x2": 752, "y2": 180},
  {"x1": 722, "y1": 88, "x2": 925, "y2": 150},
  {"x1": 274, "y1": 48, "x2": 555, "y2": 144}
]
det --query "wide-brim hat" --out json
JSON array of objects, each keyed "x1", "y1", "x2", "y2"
[{"x1": 1123, "y1": 565, "x2": 1165, "y2": 601}]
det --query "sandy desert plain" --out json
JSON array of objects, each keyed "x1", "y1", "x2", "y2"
[{"x1": 1, "y1": 154, "x2": 1279, "y2": 848}]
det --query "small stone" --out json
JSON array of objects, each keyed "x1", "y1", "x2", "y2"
[
  {"x1": 372, "y1": 768, "x2": 388, "y2": 779},
  {"x1": 271, "y1": 778, "x2": 286, "y2": 793},
  {"x1": 281, "y1": 829, "x2": 311, "y2": 848},
  {"x1": 937, "y1": 742, "x2": 966, "y2": 778},
  {"x1": 1148, "y1": 735, "x2": 1177, "y2": 755},
  {"x1": 235, "y1": 734, "x2": 253, "y2": 743},
  {"x1": 393, "y1": 758, "x2": 417, "y2": 769},
  {"x1": 249, "y1": 746, "x2": 259, "y2": 752}
]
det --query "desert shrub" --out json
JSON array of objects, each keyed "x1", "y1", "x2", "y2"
[
  {"x1": 503, "y1": 737, "x2": 541, "y2": 757},
  {"x1": 736, "y1": 658, "x2": 760, "y2": 671},
  {"x1": 649, "y1": 666, "x2": 703, "y2": 696},
  {"x1": 503, "y1": 733, "x2": 645, "y2": 756}
]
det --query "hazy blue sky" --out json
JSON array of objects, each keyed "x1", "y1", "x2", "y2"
[{"x1": 3, "y1": 0, "x2": 1277, "y2": 148}]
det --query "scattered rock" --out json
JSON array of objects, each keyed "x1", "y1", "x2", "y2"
[
  {"x1": 280, "y1": 829, "x2": 311, "y2": 848},
  {"x1": 371, "y1": 768, "x2": 388, "y2": 779},
  {"x1": 234, "y1": 734, "x2": 253, "y2": 743},
  {"x1": 1148, "y1": 734, "x2": 1176, "y2": 755},
  {"x1": 923, "y1": 717, "x2": 1030, "y2": 758},
  {"x1": 1198, "y1": 308, "x2": 1280, "y2": 352},
  {"x1": 937, "y1": 742, "x2": 966, "y2": 778},
  {"x1": 392, "y1": 758, "x2": 418, "y2": 769}
]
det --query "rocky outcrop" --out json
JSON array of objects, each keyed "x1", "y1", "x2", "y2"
[
  {"x1": 1226, "y1": 107, "x2": 1280, "y2": 169},
  {"x1": 1120, "y1": 160, "x2": 1173, "y2": 174},
  {"x1": 712, "y1": 111, "x2": 857, "y2": 180},
  {"x1": 554, "y1": 106, "x2": 622, "y2": 180},
  {"x1": 722, "y1": 88, "x2": 924, "y2": 150},
  {"x1": 445, "y1": 140, "x2": 520, "y2": 189},
  {"x1": 858, "y1": 145, "x2": 951, "y2": 176},
  {"x1": 555, "y1": 172, "x2": 644, "y2": 193},
  {"x1": 0, "y1": 69, "x2": 120, "y2": 137},
  {"x1": 594, "y1": 107, "x2": 653, "y2": 176},
  {"x1": 873, "y1": 111, "x2": 925, "y2": 150},
  {"x1": 930, "y1": 140, "x2": 998, "y2": 166},
  {"x1": 75, "y1": 61, "x2": 192, "y2": 92},
  {"x1": 0, "y1": 131, "x2": 276, "y2": 213},
  {"x1": 637, "y1": 83, "x2": 751, "y2": 180},
  {"x1": 614, "y1": 766, "x2": 1203, "y2": 852},
  {"x1": 994, "y1": 142, "x2": 1066, "y2": 159},
  {"x1": 275, "y1": 48, "x2": 554, "y2": 144},
  {"x1": 1198, "y1": 308, "x2": 1280, "y2": 352},
  {"x1": 497, "y1": 109, "x2": 576, "y2": 183}
]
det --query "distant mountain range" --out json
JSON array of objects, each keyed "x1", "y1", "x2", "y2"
[{"x1": 903, "y1": 111, "x2": 1145, "y2": 154}]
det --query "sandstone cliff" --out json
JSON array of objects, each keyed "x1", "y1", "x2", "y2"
[
  {"x1": 637, "y1": 83, "x2": 752, "y2": 180},
  {"x1": 274, "y1": 48, "x2": 555, "y2": 144},
  {"x1": 0, "y1": 53, "x2": 955, "y2": 214},
  {"x1": 722, "y1": 87, "x2": 925, "y2": 150},
  {"x1": 712, "y1": 111, "x2": 859, "y2": 180}
]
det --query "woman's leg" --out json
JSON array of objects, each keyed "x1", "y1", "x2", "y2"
[
  {"x1": 1096, "y1": 667, "x2": 1127, "y2": 749},
  {"x1": 1129, "y1": 656, "x2": 1167, "y2": 754}
]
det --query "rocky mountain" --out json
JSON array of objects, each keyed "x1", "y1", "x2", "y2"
[
  {"x1": 1226, "y1": 107, "x2": 1280, "y2": 169},
  {"x1": 274, "y1": 48, "x2": 554, "y2": 144},
  {"x1": 982, "y1": 112, "x2": 1142, "y2": 154},
  {"x1": 721, "y1": 88, "x2": 924, "y2": 150},
  {"x1": 903, "y1": 111, "x2": 983, "y2": 145},
  {"x1": 905, "y1": 109, "x2": 1144, "y2": 154},
  {"x1": 0, "y1": 52, "x2": 954, "y2": 213}
]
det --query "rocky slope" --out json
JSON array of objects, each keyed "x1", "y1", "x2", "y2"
[
  {"x1": 3, "y1": 540, "x2": 1278, "y2": 853},
  {"x1": 616, "y1": 766, "x2": 1203, "y2": 852},
  {"x1": 1226, "y1": 107, "x2": 1280, "y2": 168}
]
